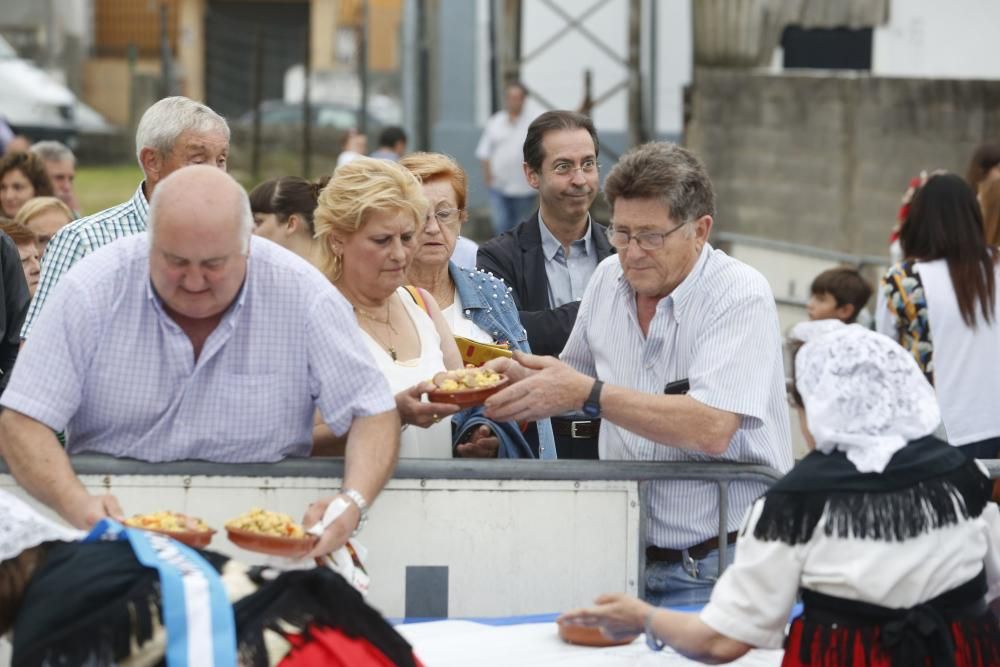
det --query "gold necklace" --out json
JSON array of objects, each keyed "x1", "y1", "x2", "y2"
[{"x1": 354, "y1": 303, "x2": 398, "y2": 360}]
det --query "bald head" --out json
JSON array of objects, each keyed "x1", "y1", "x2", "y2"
[
  {"x1": 148, "y1": 166, "x2": 253, "y2": 322},
  {"x1": 150, "y1": 165, "x2": 252, "y2": 254}
]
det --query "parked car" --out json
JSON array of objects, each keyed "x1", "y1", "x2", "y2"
[{"x1": 235, "y1": 100, "x2": 384, "y2": 134}]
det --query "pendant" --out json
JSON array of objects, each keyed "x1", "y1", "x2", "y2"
[{"x1": 389, "y1": 347, "x2": 397, "y2": 361}]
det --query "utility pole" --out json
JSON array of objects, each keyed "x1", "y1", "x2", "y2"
[
  {"x1": 626, "y1": 0, "x2": 645, "y2": 147},
  {"x1": 357, "y1": 0, "x2": 369, "y2": 137}
]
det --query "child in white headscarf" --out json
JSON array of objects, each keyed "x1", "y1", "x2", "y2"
[{"x1": 559, "y1": 322, "x2": 1000, "y2": 666}]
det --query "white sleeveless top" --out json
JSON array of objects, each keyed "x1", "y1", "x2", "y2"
[
  {"x1": 441, "y1": 290, "x2": 493, "y2": 343},
  {"x1": 360, "y1": 287, "x2": 452, "y2": 458}
]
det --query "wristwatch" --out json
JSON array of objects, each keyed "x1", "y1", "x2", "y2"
[
  {"x1": 645, "y1": 609, "x2": 665, "y2": 651},
  {"x1": 582, "y1": 379, "x2": 604, "y2": 418},
  {"x1": 340, "y1": 487, "x2": 369, "y2": 536}
]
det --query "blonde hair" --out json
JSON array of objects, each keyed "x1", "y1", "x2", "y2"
[
  {"x1": 399, "y1": 152, "x2": 469, "y2": 212},
  {"x1": 314, "y1": 157, "x2": 428, "y2": 281},
  {"x1": 14, "y1": 196, "x2": 73, "y2": 227}
]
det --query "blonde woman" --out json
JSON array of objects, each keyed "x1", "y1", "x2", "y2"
[
  {"x1": 314, "y1": 157, "x2": 463, "y2": 458},
  {"x1": 14, "y1": 196, "x2": 73, "y2": 256}
]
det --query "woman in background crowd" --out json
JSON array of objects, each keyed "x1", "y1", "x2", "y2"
[
  {"x1": 249, "y1": 176, "x2": 326, "y2": 266},
  {"x1": 14, "y1": 196, "x2": 73, "y2": 257},
  {"x1": 0, "y1": 152, "x2": 53, "y2": 219},
  {"x1": 313, "y1": 157, "x2": 462, "y2": 458},
  {"x1": 0, "y1": 221, "x2": 39, "y2": 297},
  {"x1": 979, "y1": 176, "x2": 1000, "y2": 247},
  {"x1": 967, "y1": 143, "x2": 1000, "y2": 198},
  {"x1": 876, "y1": 172, "x2": 1000, "y2": 459},
  {"x1": 560, "y1": 321, "x2": 1000, "y2": 666},
  {"x1": 400, "y1": 152, "x2": 555, "y2": 459}
]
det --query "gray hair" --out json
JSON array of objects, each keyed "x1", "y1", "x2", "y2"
[
  {"x1": 134, "y1": 96, "x2": 230, "y2": 166},
  {"x1": 30, "y1": 140, "x2": 75, "y2": 165},
  {"x1": 604, "y1": 142, "x2": 716, "y2": 224}
]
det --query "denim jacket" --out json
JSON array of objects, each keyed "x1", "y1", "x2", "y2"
[{"x1": 450, "y1": 262, "x2": 557, "y2": 459}]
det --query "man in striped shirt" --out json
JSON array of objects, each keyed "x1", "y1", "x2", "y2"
[
  {"x1": 21, "y1": 96, "x2": 230, "y2": 340},
  {"x1": 485, "y1": 142, "x2": 793, "y2": 606}
]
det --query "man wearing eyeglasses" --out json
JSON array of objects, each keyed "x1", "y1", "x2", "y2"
[
  {"x1": 484, "y1": 142, "x2": 793, "y2": 607},
  {"x1": 478, "y1": 110, "x2": 615, "y2": 459}
]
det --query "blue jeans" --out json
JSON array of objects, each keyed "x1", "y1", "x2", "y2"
[
  {"x1": 643, "y1": 546, "x2": 737, "y2": 608},
  {"x1": 488, "y1": 189, "x2": 536, "y2": 236}
]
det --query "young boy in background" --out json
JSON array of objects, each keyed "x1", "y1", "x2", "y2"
[{"x1": 806, "y1": 267, "x2": 872, "y2": 324}]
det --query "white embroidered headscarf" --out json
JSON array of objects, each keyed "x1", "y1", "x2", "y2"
[
  {"x1": 0, "y1": 489, "x2": 85, "y2": 562},
  {"x1": 789, "y1": 320, "x2": 941, "y2": 473}
]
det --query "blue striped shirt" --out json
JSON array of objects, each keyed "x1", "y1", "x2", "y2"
[
  {"x1": 1, "y1": 234, "x2": 395, "y2": 462},
  {"x1": 561, "y1": 245, "x2": 793, "y2": 548},
  {"x1": 23, "y1": 183, "x2": 150, "y2": 339}
]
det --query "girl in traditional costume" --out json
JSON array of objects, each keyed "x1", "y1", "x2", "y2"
[{"x1": 560, "y1": 321, "x2": 1000, "y2": 666}]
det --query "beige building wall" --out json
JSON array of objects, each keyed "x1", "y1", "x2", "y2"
[
  {"x1": 83, "y1": 58, "x2": 162, "y2": 127},
  {"x1": 177, "y1": 0, "x2": 207, "y2": 101}
]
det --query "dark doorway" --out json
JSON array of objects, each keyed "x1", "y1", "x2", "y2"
[{"x1": 204, "y1": 1, "x2": 310, "y2": 120}]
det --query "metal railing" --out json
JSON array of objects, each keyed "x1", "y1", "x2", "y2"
[{"x1": 0, "y1": 455, "x2": 785, "y2": 586}]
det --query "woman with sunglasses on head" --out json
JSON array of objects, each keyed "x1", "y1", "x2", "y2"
[
  {"x1": 560, "y1": 321, "x2": 1000, "y2": 666},
  {"x1": 400, "y1": 152, "x2": 555, "y2": 459}
]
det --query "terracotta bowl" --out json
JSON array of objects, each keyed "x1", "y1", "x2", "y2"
[
  {"x1": 557, "y1": 622, "x2": 639, "y2": 647},
  {"x1": 148, "y1": 527, "x2": 216, "y2": 549},
  {"x1": 426, "y1": 375, "x2": 510, "y2": 408},
  {"x1": 226, "y1": 526, "x2": 317, "y2": 558}
]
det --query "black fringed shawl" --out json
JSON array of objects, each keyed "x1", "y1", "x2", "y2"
[
  {"x1": 753, "y1": 436, "x2": 993, "y2": 545},
  {"x1": 12, "y1": 541, "x2": 417, "y2": 667}
]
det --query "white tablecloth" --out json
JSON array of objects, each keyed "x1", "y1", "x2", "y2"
[{"x1": 398, "y1": 620, "x2": 784, "y2": 667}]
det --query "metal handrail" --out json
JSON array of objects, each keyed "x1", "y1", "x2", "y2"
[
  {"x1": 1, "y1": 455, "x2": 784, "y2": 590},
  {"x1": 0, "y1": 455, "x2": 786, "y2": 484}
]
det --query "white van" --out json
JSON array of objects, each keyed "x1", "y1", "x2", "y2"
[{"x1": 0, "y1": 35, "x2": 79, "y2": 145}]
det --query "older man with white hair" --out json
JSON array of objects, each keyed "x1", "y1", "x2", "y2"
[
  {"x1": 21, "y1": 96, "x2": 230, "y2": 340},
  {"x1": 0, "y1": 165, "x2": 400, "y2": 556}
]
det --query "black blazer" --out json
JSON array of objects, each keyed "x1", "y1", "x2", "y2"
[{"x1": 477, "y1": 212, "x2": 615, "y2": 356}]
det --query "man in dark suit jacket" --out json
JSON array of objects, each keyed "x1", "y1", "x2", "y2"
[{"x1": 478, "y1": 110, "x2": 613, "y2": 458}]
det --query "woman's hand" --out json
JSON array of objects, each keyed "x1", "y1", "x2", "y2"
[
  {"x1": 396, "y1": 381, "x2": 460, "y2": 428},
  {"x1": 557, "y1": 593, "x2": 653, "y2": 639},
  {"x1": 455, "y1": 425, "x2": 500, "y2": 458}
]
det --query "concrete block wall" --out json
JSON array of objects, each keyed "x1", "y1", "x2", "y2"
[{"x1": 688, "y1": 70, "x2": 1000, "y2": 257}]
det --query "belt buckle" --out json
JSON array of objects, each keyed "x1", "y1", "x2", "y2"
[{"x1": 570, "y1": 420, "x2": 589, "y2": 439}]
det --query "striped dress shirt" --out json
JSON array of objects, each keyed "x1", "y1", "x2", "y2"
[
  {"x1": 2, "y1": 234, "x2": 395, "y2": 463},
  {"x1": 561, "y1": 246, "x2": 793, "y2": 549},
  {"x1": 22, "y1": 183, "x2": 150, "y2": 339}
]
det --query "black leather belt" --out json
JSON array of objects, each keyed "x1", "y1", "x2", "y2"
[
  {"x1": 551, "y1": 417, "x2": 600, "y2": 440},
  {"x1": 646, "y1": 531, "x2": 739, "y2": 564}
]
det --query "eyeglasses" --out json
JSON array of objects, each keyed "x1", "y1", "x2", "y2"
[
  {"x1": 426, "y1": 208, "x2": 464, "y2": 231},
  {"x1": 606, "y1": 222, "x2": 688, "y2": 251},
  {"x1": 550, "y1": 159, "x2": 599, "y2": 177}
]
